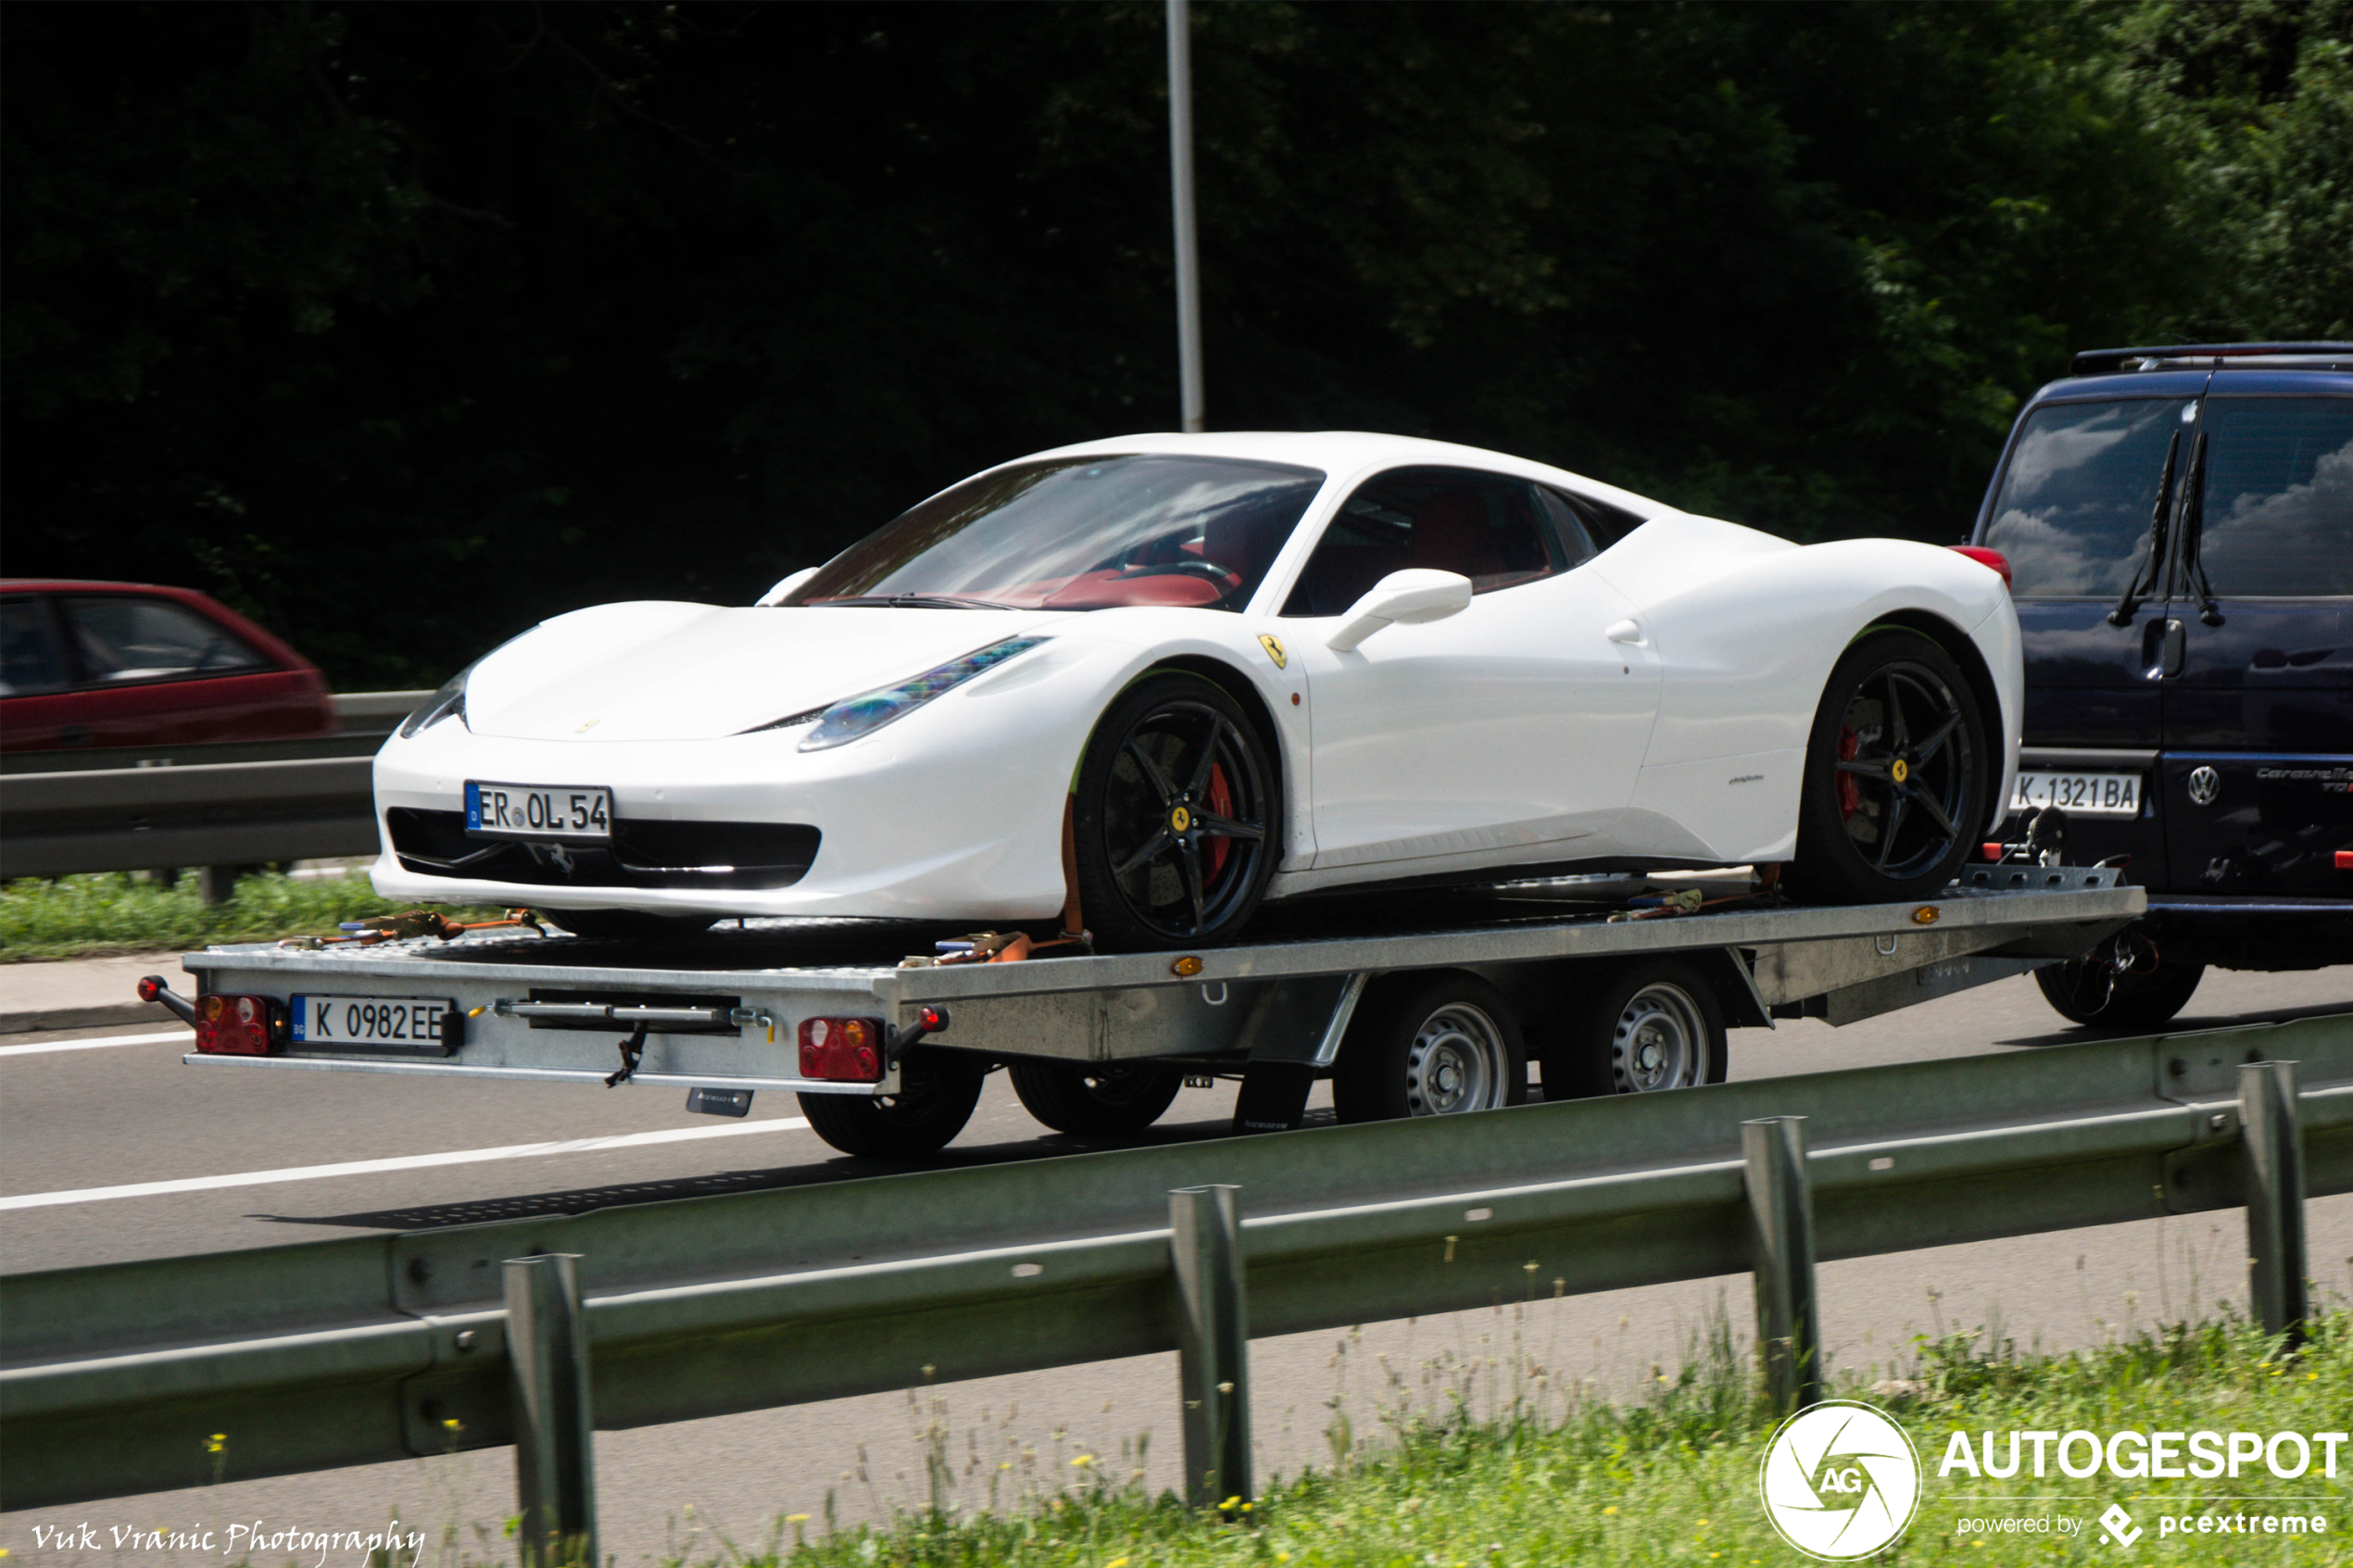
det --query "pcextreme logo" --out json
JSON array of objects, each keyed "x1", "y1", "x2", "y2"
[{"x1": 1757, "y1": 1399, "x2": 1923, "y2": 1561}]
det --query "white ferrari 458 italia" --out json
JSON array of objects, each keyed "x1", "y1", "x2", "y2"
[{"x1": 372, "y1": 432, "x2": 2020, "y2": 949}]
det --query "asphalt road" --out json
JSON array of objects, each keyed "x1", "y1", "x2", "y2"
[{"x1": 4, "y1": 962, "x2": 2350, "y2": 1565}]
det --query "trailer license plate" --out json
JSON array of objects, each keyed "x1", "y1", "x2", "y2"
[
  {"x1": 466, "y1": 781, "x2": 612, "y2": 840},
  {"x1": 291, "y1": 996, "x2": 458, "y2": 1055},
  {"x1": 2009, "y1": 771, "x2": 2141, "y2": 818}
]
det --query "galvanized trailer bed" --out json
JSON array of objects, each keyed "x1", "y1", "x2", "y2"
[{"x1": 170, "y1": 865, "x2": 2140, "y2": 1132}]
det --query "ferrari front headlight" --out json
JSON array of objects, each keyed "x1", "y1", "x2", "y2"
[
  {"x1": 797, "y1": 636, "x2": 1050, "y2": 751},
  {"x1": 396, "y1": 664, "x2": 473, "y2": 738}
]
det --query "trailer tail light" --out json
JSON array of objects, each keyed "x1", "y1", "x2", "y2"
[
  {"x1": 799, "y1": 1017, "x2": 885, "y2": 1082},
  {"x1": 195, "y1": 994, "x2": 279, "y2": 1056},
  {"x1": 1949, "y1": 546, "x2": 2013, "y2": 589},
  {"x1": 2337, "y1": 850, "x2": 2353, "y2": 871},
  {"x1": 1983, "y1": 842, "x2": 2005, "y2": 861}
]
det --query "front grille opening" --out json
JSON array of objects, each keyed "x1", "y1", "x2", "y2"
[{"x1": 387, "y1": 809, "x2": 820, "y2": 890}]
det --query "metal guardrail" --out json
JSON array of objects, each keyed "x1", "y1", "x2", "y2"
[
  {"x1": 4, "y1": 1011, "x2": 2347, "y2": 1528},
  {"x1": 0, "y1": 692, "x2": 425, "y2": 879}
]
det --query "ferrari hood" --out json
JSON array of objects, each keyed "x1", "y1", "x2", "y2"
[{"x1": 461, "y1": 602, "x2": 1063, "y2": 741}]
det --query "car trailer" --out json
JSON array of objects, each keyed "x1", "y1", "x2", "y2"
[{"x1": 148, "y1": 864, "x2": 2143, "y2": 1159}]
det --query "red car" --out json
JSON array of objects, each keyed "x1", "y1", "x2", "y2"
[{"x1": 0, "y1": 580, "x2": 334, "y2": 751}]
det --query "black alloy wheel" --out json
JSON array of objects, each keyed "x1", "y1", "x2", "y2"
[
  {"x1": 1073, "y1": 672, "x2": 1277, "y2": 952},
  {"x1": 1788, "y1": 631, "x2": 1986, "y2": 904},
  {"x1": 796, "y1": 1050, "x2": 987, "y2": 1160},
  {"x1": 1008, "y1": 1060, "x2": 1186, "y2": 1135}
]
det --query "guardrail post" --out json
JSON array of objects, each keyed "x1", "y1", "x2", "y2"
[
  {"x1": 2239, "y1": 1060, "x2": 2309, "y2": 1347},
  {"x1": 1170, "y1": 1185, "x2": 1251, "y2": 1509},
  {"x1": 1743, "y1": 1116, "x2": 1822, "y2": 1411},
  {"x1": 505, "y1": 1254, "x2": 597, "y2": 1567}
]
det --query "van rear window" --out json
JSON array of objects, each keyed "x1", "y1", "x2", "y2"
[{"x1": 1982, "y1": 398, "x2": 2192, "y2": 596}]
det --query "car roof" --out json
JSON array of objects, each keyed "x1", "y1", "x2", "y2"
[{"x1": 1014, "y1": 430, "x2": 1669, "y2": 518}]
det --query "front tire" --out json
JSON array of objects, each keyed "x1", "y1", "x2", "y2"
[
  {"x1": 1072, "y1": 672, "x2": 1278, "y2": 952},
  {"x1": 1787, "y1": 629, "x2": 1986, "y2": 904},
  {"x1": 1009, "y1": 1060, "x2": 1185, "y2": 1135},
  {"x1": 1333, "y1": 972, "x2": 1528, "y2": 1123},
  {"x1": 797, "y1": 1051, "x2": 986, "y2": 1159}
]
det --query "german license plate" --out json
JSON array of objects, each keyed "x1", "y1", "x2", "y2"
[
  {"x1": 291, "y1": 995, "x2": 458, "y2": 1055},
  {"x1": 466, "y1": 781, "x2": 613, "y2": 840},
  {"x1": 2009, "y1": 771, "x2": 2141, "y2": 818}
]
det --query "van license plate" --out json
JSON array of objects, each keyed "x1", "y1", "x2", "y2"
[
  {"x1": 292, "y1": 996, "x2": 459, "y2": 1055},
  {"x1": 466, "y1": 781, "x2": 613, "y2": 840},
  {"x1": 2009, "y1": 771, "x2": 2140, "y2": 818}
]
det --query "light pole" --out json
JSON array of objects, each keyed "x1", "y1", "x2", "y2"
[{"x1": 1167, "y1": 0, "x2": 1204, "y2": 433}]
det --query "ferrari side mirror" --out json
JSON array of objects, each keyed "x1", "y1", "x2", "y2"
[
  {"x1": 1326, "y1": 570, "x2": 1474, "y2": 652},
  {"x1": 757, "y1": 567, "x2": 819, "y2": 607}
]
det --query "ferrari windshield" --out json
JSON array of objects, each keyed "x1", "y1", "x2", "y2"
[{"x1": 786, "y1": 455, "x2": 1327, "y2": 611}]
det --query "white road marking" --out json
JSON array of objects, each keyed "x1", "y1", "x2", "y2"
[
  {"x1": 0, "y1": 1117, "x2": 813, "y2": 1210},
  {"x1": 0, "y1": 1029, "x2": 195, "y2": 1057}
]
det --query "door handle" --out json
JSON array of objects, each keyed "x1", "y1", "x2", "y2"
[
  {"x1": 1604, "y1": 619, "x2": 1643, "y2": 646},
  {"x1": 2142, "y1": 618, "x2": 2185, "y2": 679}
]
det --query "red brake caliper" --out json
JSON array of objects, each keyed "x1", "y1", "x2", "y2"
[
  {"x1": 1204, "y1": 763, "x2": 1233, "y2": 880},
  {"x1": 1836, "y1": 727, "x2": 1860, "y2": 820}
]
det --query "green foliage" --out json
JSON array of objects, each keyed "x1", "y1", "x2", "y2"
[
  {"x1": 0, "y1": 870, "x2": 487, "y2": 960},
  {"x1": 3, "y1": 4, "x2": 2341, "y2": 688},
  {"x1": 608, "y1": 1311, "x2": 2353, "y2": 1568}
]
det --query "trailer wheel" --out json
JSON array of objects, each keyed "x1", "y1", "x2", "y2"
[
  {"x1": 1332, "y1": 972, "x2": 1528, "y2": 1123},
  {"x1": 1543, "y1": 962, "x2": 1728, "y2": 1098},
  {"x1": 797, "y1": 1051, "x2": 986, "y2": 1159},
  {"x1": 1009, "y1": 1060, "x2": 1185, "y2": 1135}
]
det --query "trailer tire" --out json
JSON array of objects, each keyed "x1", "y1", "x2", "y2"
[
  {"x1": 798, "y1": 1051, "x2": 986, "y2": 1159},
  {"x1": 1542, "y1": 961, "x2": 1728, "y2": 1098},
  {"x1": 1009, "y1": 1060, "x2": 1185, "y2": 1135},
  {"x1": 1332, "y1": 972, "x2": 1528, "y2": 1123}
]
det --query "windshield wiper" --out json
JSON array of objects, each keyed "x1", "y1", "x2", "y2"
[
  {"x1": 2175, "y1": 429, "x2": 2224, "y2": 626},
  {"x1": 2107, "y1": 426, "x2": 2181, "y2": 627},
  {"x1": 817, "y1": 595, "x2": 1016, "y2": 610}
]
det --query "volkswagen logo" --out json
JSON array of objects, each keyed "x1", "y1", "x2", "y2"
[
  {"x1": 2186, "y1": 766, "x2": 2221, "y2": 807},
  {"x1": 1757, "y1": 1399, "x2": 1920, "y2": 1561}
]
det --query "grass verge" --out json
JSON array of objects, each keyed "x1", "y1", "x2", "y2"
[
  {"x1": 643, "y1": 1311, "x2": 2352, "y2": 1568},
  {"x1": 0, "y1": 870, "x2": 495, "y2": 960}
]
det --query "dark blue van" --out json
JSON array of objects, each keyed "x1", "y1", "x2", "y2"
[{"x1": 1969, "y1": 343, "x2": 2353, "y2": 1029}]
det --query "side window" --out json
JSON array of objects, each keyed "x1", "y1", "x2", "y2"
[
  {"x1": 2192, "y1": 397, "x2": 2353, "y2": 596},
  {"x1": 1981, "y1": 398, "x2": 2193, "y2": 596},
  {"x1": 60, "y1": 596, "x2": 269, "y2": 684},
  {"x1": 1545, "y1": 486, "x2": 1644, "y2": 550},
  {"x1": 1281, "y1": 467, "x2": 1570, "y2": 617},
  {"x1": 1, "y1": 596, "x2": 68, "y2": 696}
]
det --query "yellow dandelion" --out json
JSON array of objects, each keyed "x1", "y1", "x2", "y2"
[
  {"x1": 1106, "y1": 1560, "x2": 1127, "y2": 1568},
  {"x1": 1222, "y1": 1495, "x2": 1243, "y2": 1511},
  {"x1": 1071, "y1": 1453, "x2": 1095, "y2": 1467},
  {"x1": 1602, "y1": 1506, "x2": 1618, "y2": 1516},
  {"x1": 1278, "y1": 1555, "x2": 1291, "y2": 1563},
  {"x1": 786, "y1": 1514, "x2": 811, "y2": 1524}
]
